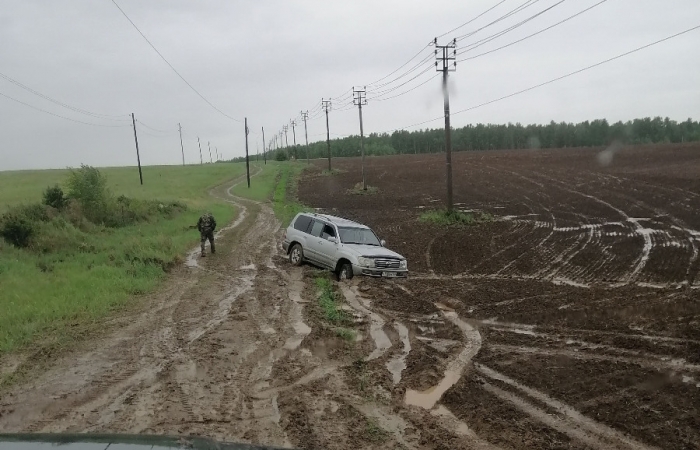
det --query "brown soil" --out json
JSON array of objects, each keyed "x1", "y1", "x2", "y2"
[
  {"x1": 4, "y1": 144, "x2": 700, "y2": 450},
  {"x1": 294, "y1": 144, "x2": 700, "y2": 450}
]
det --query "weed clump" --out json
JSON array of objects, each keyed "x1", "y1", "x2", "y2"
[
  {"x1": 315, "y1": 276, "x2": 348, "y2": 324},
  {"x1": 347, "y1": 183, "x2": 378, "y2": 195},
  {"x1": 420, "y1": 209, "x2": 492, "y2": 226}
]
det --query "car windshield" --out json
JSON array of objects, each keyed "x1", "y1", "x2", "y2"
[{"x1": 337, "y1": 226, "x2": 381, "y2": 246}]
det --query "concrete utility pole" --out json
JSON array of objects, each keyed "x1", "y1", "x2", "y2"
[
  {"x1": 322, "y1": 99, "x2": 332, "y2": 171},
  {"x1": 178, "y1": 123, "x2": 185, "y2": 166},
  {"x1": 216, "y1": 147, "x2": 219, "y2": 162},
  {"x1": 434, "y1": 37, "x2": 457, "y2": 213},
  {"x1": 301, "y1": 110, "x2": 310, "y2": 164},
  {"x1": 283, "y1": 125, "x2": 289, "y2": 157},
  {"x1": 197, "y1": 136, "x2": 203, "y2": 165},
  {"x1": 207, "y1": 141, "x2": 213, "y2": 163},
  {"x1": 262, "y1": 126, "x2": 267, "y2": 165},
  {"x1": 290, "y1": 119, "x2": 297, "y2": 160},
  {"x1": 244, "y1": 118, "x2": 250, "y2": 188},
  {"x1": 131, "y1": 113, "x2": 143, "y2": 185},
  {"x1": 354, "y1": 86, "x2": 368, "y2": 191}
]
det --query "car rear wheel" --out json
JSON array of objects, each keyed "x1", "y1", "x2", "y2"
[
  {"x1": 337, "y1": 262, "x2": 354, "y2": 281},
  {"x1": 289, "y1": 244, "x2": 304, "y2": 266}
]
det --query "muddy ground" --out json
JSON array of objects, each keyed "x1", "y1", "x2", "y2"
[
  {"x1": 294, "y1": 144, "x2": 700, "y2": 450},
  {"x1": 1, "y1": 145, "x2": 699, "y2": 450}
]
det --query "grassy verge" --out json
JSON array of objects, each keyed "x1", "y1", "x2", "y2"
[
  {"x1": 0, "y1": 163, "x2": 246, "y2": 370},
  {"x1": 420, "y1": 209, "x2": 493, "y2": 226},
  {"x1": 229, "y1": 161, "x2": 282, "y2": 202},
  {"x1": 314, "y1": 276, "x2": 355, "y2": 342},
  {"x1": 272, "y1": 163, "x2": 310, "y2": 227}
]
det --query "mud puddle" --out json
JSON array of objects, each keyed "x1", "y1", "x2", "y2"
[{"x1": 339, "y1": 284, "x2": 392, "y2": 360}]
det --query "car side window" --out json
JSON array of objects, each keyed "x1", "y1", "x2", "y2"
[
  {"x1": 321, "y1": 224, "x2": 336, "y2": 239},
  {"x1": 309, "y1": 220, "x2": 324, "y2": 237},
  {"x1": 293, "y1": 215, "x2": 312, "y2": 233}
]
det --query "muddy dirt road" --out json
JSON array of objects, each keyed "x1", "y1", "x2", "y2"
[{"x1": 0, "y1": 170, "x2": 496, "y2": 450}]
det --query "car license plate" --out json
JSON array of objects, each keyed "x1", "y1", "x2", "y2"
[{"x1": 382, "y1": 272, "x2": 397, "y2": 278}]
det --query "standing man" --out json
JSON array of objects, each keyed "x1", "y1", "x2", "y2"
[{"x1": 197, "y1": 212, "x2": 217, "y2": 257}]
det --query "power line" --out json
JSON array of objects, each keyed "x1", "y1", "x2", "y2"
[
  {"x1": 138, "y1": 120, "x2": 176, "y2": 134},
  {"x1": 373, "y1": 73, "x2": 440, "y2": 102},
  {"x1": 366, "y1": 44, "x2": 432, "y2": 87},
  {"x1": 456, "y1": 0, "x2": 568, "y2": 56},
  {"x1": 368, "y1": 66, "x2": 435, "y2": 99},
  {"x1": 109, "y1": 0, "x2": 242, "y2": 122},
  {"x1": 436, "y1": 0, "x2": 508, "y2": 40},
  {"x1": 367, "y1": 53, "x2": 434, "y2": 91},
  {"x1": 379, "y1": 24, "x2": 700, "y2": 134},
  {"x1": 0, "y1": 71, "x2": 129, "y2": 121},
  {"x1": 454, "y1": 0, "x2": 541, "y2": 41},
  {"x1": 458, "y1": 0, "x2": 607, "y2": 62},
  {"x1": 0, "y1": 91, "x2": 131, "y2": 127}
]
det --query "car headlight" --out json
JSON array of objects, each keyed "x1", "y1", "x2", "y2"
[
  {"x1": 358, "y1": 257, "x2": 374, "y2": 268},
  {"x1": 400, "y1": 260, "x2": 407, "y2": 269}
]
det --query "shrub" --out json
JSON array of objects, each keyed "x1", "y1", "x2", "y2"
[
  {"x1": 1, "y1": 213, "x2": 34, "y2": 248},
  {"x1": 67, "y1": 165, "x2": 110, "y2": 223},
  {"x1": 43, "y1": 185, "x2": 67, "y2": 210},
  {"x1": 275, "y1": 150, "x2": 289, "y2": 161}
]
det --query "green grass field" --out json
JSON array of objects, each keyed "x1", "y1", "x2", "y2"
[{"x1": 0, "y1": 162, "x2": 246, "y2": 360}]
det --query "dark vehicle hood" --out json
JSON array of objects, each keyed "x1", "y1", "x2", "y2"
[{"x1": 0, "y1": 434, "x2": 294, "y2": 450}]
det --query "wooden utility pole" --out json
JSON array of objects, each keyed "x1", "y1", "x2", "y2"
[
  {"x1": 322, "y1": 99, "x2": 332, "y2": 171},
  {"x1": 207, "y1": 141, "x2": 213, "y2": 163},
  {"x1": 131, "y1": 113, "x2": 143, "y2": 185},
  {"x1": 354, "y1": 87, "x2": 367, "y2": 190},
  {"x1": 435, "y1": 38, "x2": 457, "y2": 212},
  {"x1": 244, "y1": 118, "x2": 250, "y2": 188},
  {"x1": 262, "y1": 126, "x2": 267, "y2": 165},
  {"x1": 178, "y1": 123, "x2": 185, "y2": 166},
  {"x1": 197, "y1": 136, "x2": 203, "y2": 165},
  {"x1": 301, "y1": 110, "x2": 310, "y2": 164},
  {"x1": 290, "y1": 119, "x2": 297, "y2": 159}
]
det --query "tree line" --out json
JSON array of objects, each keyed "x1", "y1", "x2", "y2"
[{"x1": 259, "y1": 116, "x2": 700, "y2": 161}]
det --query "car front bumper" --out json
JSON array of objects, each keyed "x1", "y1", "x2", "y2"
[{"x1": 354, "y1": 265, "x2": 408, "y2": 278}]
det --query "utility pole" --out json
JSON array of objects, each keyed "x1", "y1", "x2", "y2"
[
  {"x1": 322, "y1": 98, "x2": 332, "y2": 171},
  {"x1": 207, "y1": 141, "x2": 213, "y2": 163},
  {"x1": 283, "y1": 125, "x2": 289, "y2": 159},
  {"x1": 262, "y1": 126, "x2": 267, "y2": 165},
  {"x1": 197, "y1": 136, "x2": 203, "y2": 165},
  {"x1": 290, "y1": 119, "x2": 297, "y2": 160},
  {"x1": 244, "y1": 118, "x2": 250, "y2": 188},
  {"x1": 301, "y1": 110, "x2": 310, "y2": 164},
  {"x1": 354, "y1": 86, "x2": 368, "y2": 191},
  {"x1": 178, "y1": 123, "x2": 185, "y2": 166},
  {"x1": 435, "y1": 37, "x2": 457, "y2": 213},
  {"x1": 131, "y1": 113, "x2": 143, "y2": 185}
]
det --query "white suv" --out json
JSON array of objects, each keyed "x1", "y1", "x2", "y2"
[{"x1": 282, "y1": 213, "x2": 408, "y2": 280}]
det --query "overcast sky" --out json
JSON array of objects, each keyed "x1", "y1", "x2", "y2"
[{"x1": 1, "y1": 0, "x2": 699, "y2": 170}]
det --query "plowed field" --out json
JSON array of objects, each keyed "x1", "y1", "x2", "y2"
[{"x1": 296, "y1": 143, "x2": 700, "y2": 450}]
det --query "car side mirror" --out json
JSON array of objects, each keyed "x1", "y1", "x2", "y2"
[
  {"x1": 380, "y1": 239, "x2": 386, "y2": 247},
  {"x1": 327, "y1": 236, "x2": 337, "y2": 243}
]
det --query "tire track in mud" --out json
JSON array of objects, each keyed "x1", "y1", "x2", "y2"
[{"x1": 476, "y1": 364, "x2": 660, "y2": 450}]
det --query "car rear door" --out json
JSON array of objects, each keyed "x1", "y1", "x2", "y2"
[{"x1": 304, "y1": 219, "x2": 326, "y2": 266}]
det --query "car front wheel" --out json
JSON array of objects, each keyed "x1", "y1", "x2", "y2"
[
  {"x1": 289, "y1": 244, "x2": 304, "y2": 266},
  {"x1": 337, "y1": 262, "x2": 354, "y2": 281}
]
